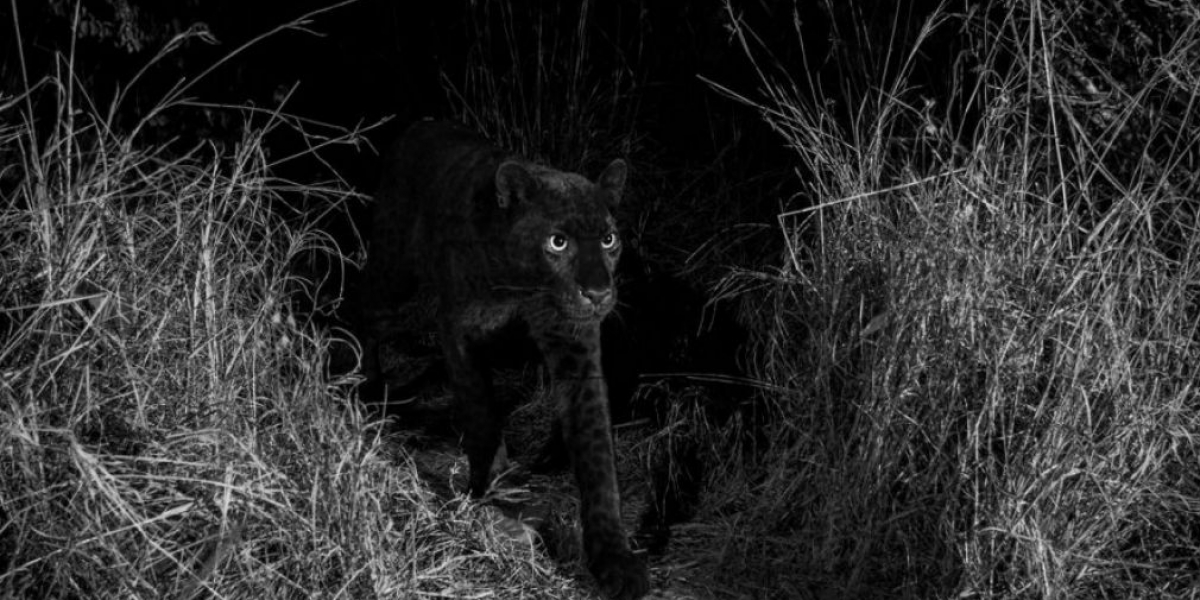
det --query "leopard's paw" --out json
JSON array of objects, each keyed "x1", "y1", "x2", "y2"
[{"x1": 589, "y1": 549, "x2": 650, "y2": 600}]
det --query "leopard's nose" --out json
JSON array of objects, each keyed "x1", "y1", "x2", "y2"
[{"x1": 580, "y1": 287, "x2": 612, "y2": 307}]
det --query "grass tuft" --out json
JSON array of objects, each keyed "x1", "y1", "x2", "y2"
[
  {"x1": 697, "y1": 1, "x2": 1200, "y2": 597},
  {"x1": 0, "y1": 14, "x2": 590, "y2": 599}
]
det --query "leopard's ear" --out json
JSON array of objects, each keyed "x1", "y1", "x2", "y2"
[
  {"x1": 597, "y1": 159, "x2": 627, "y2": 207},
  {"x1": 495, "y1": 161, "x2": 536, "y2": 209}
]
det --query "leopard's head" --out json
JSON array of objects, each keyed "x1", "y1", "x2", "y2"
[{"x1": 495, "y1": 158, "x2": 627, "y2": 323}]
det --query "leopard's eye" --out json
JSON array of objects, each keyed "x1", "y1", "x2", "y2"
[
  {"x1": 546, "y1": 234, "x2": 569, "y2": 252},
  {"x1": 601, "y1": 232, "x2": 619, "y2": 250}
]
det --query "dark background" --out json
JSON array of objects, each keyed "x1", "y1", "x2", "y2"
[{"x1": 1, "y1": 0, "x2": 956, "y2": 217}]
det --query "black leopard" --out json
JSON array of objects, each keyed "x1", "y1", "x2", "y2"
[{"x1": 356, "y1": 120, "x2": 650, "y2": 600}]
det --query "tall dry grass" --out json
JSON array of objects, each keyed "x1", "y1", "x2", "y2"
[
  {"x1": 10, "y1": 1, "x2": 1199, "y2": 598},
  {"x1": 699, "y1": 1, "x2": 1200, "y2": 598},
  {"x1": 0, "y1": 16, "x2": 594, "y2": 600}
]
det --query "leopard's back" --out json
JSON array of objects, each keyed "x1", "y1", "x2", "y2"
[{"x1": 359, "y1": 121, "x2": 507, "y2": 312}]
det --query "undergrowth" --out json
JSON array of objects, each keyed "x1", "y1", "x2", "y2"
[
  {"x1": 0, "y1": 16, "x2": 588, "y2": 600},
  {"x1": 701, "y1": 1, "x2": 1200, "y2": 598},
  {"x1": 6, "y1": 1, "x2": 1200, "y2": 599}
]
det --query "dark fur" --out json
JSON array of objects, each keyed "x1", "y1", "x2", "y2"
[{"x1": 357, "y1": 120, "x2": 649, "y2": 599}]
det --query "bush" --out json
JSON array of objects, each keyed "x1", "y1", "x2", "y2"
[
  {"x1": 0, "y1": 27, "x2": 589, "y2": 600},
  {"x1": 705, "y1": 1, "x2": 1200, "y2": 597}
]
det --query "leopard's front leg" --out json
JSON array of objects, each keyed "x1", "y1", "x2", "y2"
[
  {"x1": 540, "y1": 325, "x2": 649, "y2": 600},
  {"x1": 442, "y1": 320, "x2": 505, "y2": 498}
]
